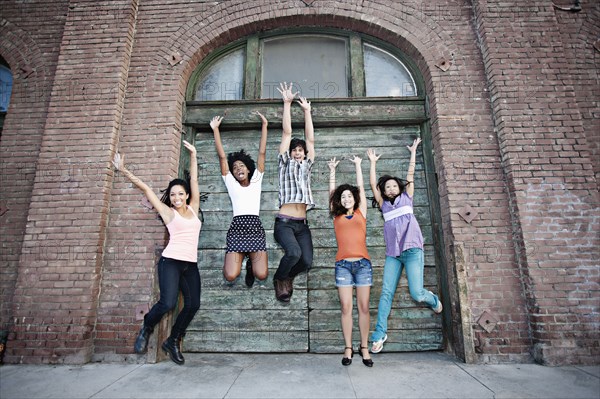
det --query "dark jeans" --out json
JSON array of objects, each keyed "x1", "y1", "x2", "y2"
[
  {"x1": 273, "y1": 217, "x2": 313, "y2": 281},
  {"x1": 144, "y1": 256, "x2": 201, "y2": 338}
]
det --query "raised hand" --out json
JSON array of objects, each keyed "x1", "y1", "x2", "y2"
[
  {"x1": 349, "y1": 155, "x2": 362, "y2": 166},
  {"x1": 297, "y1": 96, "x2": 311, "y2": 112},
  {"x1": 113, "y1": 152, "x2": 125, "y2": 171},
  {"x1": 366, "y1": 148, "x2": 381, "y2": 162},
  {"x1": 183, "y1": 140, "x2": 196, "y2": 156},
  {"x1": 407, "y1": 138, "x2": 421, "y2": 153},
  {"x1": 328, "y1": 157, "x2": 339, "y2": 171},
  {"x1": 276, "y1": 82, "x2": 298, "y2": 104},
  {"x1": 254, "y1": 111, "x2": 268, "y2": 125},
  {"x1": 210, "y1": 115, "x2": 224, "y2": 130}
]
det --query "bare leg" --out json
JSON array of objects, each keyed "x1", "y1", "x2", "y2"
[
  {"x1": 223, "y1": 252, "x2": 244, "y2": 281},
  {"x1": 338, "y1": 286, "x2": 354, "y2": 359},
  {"x1": 356, "y1": 286, "x2": 372, "y2": 361},
  {"x1": 249, "y1": 250, "x2": 268, "y2": 280}
]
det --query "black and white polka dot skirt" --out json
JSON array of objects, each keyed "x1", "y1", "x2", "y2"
[{"x1": 226, "y1": 215, "x2": 267, "y2": 253}]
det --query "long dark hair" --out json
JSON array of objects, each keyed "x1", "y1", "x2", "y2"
[
  {"x1": 227, "y1": 149, "x2": 256, "y2": 182},
  {"x1": 329, "y1": 184, "x2": 360, "y2": 217},
  {"x1": 372, "y1": 174, "x2": 410, "y2": 208},
  {"x1": 160, "y1": 170, "x2": 191, "y2": 207}
]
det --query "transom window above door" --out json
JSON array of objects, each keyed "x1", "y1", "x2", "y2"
[{"x1": 190, "y1": 31, "x2": 421, "y2": 101}]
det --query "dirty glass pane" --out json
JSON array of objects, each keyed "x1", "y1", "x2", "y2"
[
  {"x1": 0, "y1": 65, "x2": 13, "y2": 112},
  {"x1": 195, "y1": 48, "x2": 245, "y2": 101},
  {"x1": 261, "y1": 36, "x2": 348, "y2": 99},
  {"x1": 364, "y1": 44, "x2": 416, "y2": 97}
]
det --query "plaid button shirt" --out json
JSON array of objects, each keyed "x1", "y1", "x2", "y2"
[{"x1": 278, "y1": 151, "x2": 315, "y2": 210}]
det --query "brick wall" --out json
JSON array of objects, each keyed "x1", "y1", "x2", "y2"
[
  {"x1": 472, "y1": 0, "x2": 599, "y2": 365},
  {"x1": 0, "y1": 0, "x2": 69, "y2": 337},
  {"x1": 554, "y1": 3, "x2": 600, "y2": 189},
  {"x1": 3, "y1": 0, "x2": 139, "y2": 364},
  {"x1": 1, "y1": 0, "x2": 597, "y2": 365}
]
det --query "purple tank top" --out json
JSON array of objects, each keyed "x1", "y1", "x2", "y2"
[{"x1": 381, "y1": 192, "x2": 424, "y2": 256}]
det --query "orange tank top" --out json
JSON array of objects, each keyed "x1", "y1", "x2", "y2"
[{"x1": 333, "y1": 209, "x2": 370, "y2": 261}]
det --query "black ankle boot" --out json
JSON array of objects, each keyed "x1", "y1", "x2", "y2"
[
  {"x1": 245, "y1": 257, "x2": 255, "y2": 287},
  {"x1": 133, "y1": 325, "x2": 154, "y2": 354},
  {"x1": 162, "y1": 334, "x2": 185, "y2": 365}
]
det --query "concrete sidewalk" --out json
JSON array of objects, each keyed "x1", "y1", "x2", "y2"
[{"x1": 1, "y1": 352, "x2": 599, "y2": 399}]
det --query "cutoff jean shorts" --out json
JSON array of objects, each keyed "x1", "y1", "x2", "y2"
[{"x1": 335, "y1": 258, "x2": 373, "y2": 287}]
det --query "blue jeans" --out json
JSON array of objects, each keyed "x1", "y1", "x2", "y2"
[
  {"x1": 335, "y1": 258, "x2": 373, "y2": 287},
  {"x1": 273, "y1": 217, "x2": 313, "y2": 280},
  {"x1": 144, "y1": 257, "x2": 201, "y2": 338},
  {"x1": 371, "y1": 248, "x2": 439, "y2": 342}
]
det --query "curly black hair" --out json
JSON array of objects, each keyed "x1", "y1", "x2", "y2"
[
  {"x1": 329, "y1": 184, "x2": 360, "y2": 218},
  {"x1": 227, "y1": 149, "x2": 256, "y2": 182},
  {"x1": 372, "y1": 174, "x2": 410, "y2": 208}
]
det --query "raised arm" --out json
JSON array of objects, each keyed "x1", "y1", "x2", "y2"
[
  {"x1": 328, "y1": 157, "x2": 339, "y2": 195},
  {"x1": 405, "y1": 138, "x2": 421, "y2": 198},
  {"x1": 366, "y1": 148, "x2": 383, "y2": 208},
  {"x1": 184, "y1": 140, "x2": 200, "y2": 214},
  {"x1": 297, "y1": 96, "x2": 314, "y2": 162},
  {"x1": 210, "y1": 116, "x2": 228, "y2": 176},
  {"x1": 115, "y1": 152, "x2": 174, "y2": 224},
  {"x1": 327, "y1": 157, "x2": 339, "y2": 212},
  {"x1": 349, "y1": 155, "x2": 367, "y2": 217},
  {"x1": 255, "y1": 111, "x2": 268, "y2": 173},
  {"x1": 277, "y1": 82, "x2": 297, "y2": 155}
]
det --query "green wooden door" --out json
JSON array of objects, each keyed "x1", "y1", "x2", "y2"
[{"x1": 184, "y1": 99, "x2": 443, "y2": 352}]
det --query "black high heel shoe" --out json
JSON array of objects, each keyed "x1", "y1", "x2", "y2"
[
  {"x1": 341, "y1": 346, "x2": 354, "y2": 366},
  {"x1": 359, "y1": 346, "x2": 373, "y2": 367}
]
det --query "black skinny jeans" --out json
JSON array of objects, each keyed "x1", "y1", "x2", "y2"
[
  {"x1": 144, "y1": 256, "x2": 201, "y2": 338},
  {"x1": 273, "y1": 217, "x2": 313, "y2": 281}
]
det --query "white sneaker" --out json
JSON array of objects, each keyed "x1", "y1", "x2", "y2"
[
  {"x1": 371, "y1": 334, "x2": 387, "y2": 353},
  {"x1": 430, "y1": 291, "x2": 443, "y2": 314}
]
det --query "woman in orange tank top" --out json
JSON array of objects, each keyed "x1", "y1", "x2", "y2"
[{"x1": 328, "y1": 155, "x2": 373, "y2": 367}]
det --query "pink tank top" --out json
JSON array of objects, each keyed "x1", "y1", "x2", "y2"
[{"x1": 161, "y1": 206, "x2": 202, "y2": 263}]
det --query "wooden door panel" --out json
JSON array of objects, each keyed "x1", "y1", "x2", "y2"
[{"x1": 184, "y1": 102, "x2": 442, "y2": 353}]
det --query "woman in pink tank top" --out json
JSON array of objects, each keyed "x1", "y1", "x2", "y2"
[{"x1": 116, "y1": 140, "x2": 201, "y2": 365}]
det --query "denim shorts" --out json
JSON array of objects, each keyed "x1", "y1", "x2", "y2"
[{"x1": 335, "y1": 258, "x2": 373, "y2": 287}]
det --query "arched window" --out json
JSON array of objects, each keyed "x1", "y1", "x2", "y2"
[
  {"x1": 188, "y1": 32, "x2": 420, "y2": 101},
  {"x1": 195, "y1": 47, "x2": 245, "y2": 101},
  {"x1": 363, "y1": 43, "x2": 416, "y2": 97},
  {"x1": 0, "y1": 58, "x2": 13, "y2": 135}
]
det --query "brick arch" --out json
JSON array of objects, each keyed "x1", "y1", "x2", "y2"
[
  {"x1": 170, "y1": 7, "x2": 472, "y2": 357},
  {"x1": 137, "y1": 3, "x2": 464, "y2": 133},
  {"x1": 0, "y1": 18, "x2": 53, "y2": 104},
  {"x1": 109, "y1": 2, "x2": 496, "y2": 362}
]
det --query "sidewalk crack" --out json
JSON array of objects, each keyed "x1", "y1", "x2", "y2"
[{"x1": 454, "y1": 362, "x2": 497, "y2": 398}]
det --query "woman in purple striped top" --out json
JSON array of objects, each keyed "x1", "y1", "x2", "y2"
[{"x1": 367, "y1": 139, "x2": 443, "y2": 354}]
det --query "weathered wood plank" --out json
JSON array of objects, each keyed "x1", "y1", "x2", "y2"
[
  {"x1": 310, "y1": 308, "x2": 443, "y2": 331},
  {"x1": 200, "y1": 267, "x2": 307, "y2": 290},
  {"x1": 307, "y1": 270, "x2": 440, "y2": 296},
  {"x1": 309, "y1": 329, "x2": 443, "y2": 353},
  {"x1": 198, "y1": 223, "x2": 434, "y2": 249},
  {"x1": 191, "y1": 309, "x2": 309, "y2": 331},
  {"x1": 185, "y1": 331, "x2": 309, "y2": 352},
  {"x1": 185, "y1": 99, "x2": 427, "y2": 128},
  {"x1": 196, "y1": 245, "x2": 437, "y2": 271}
]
